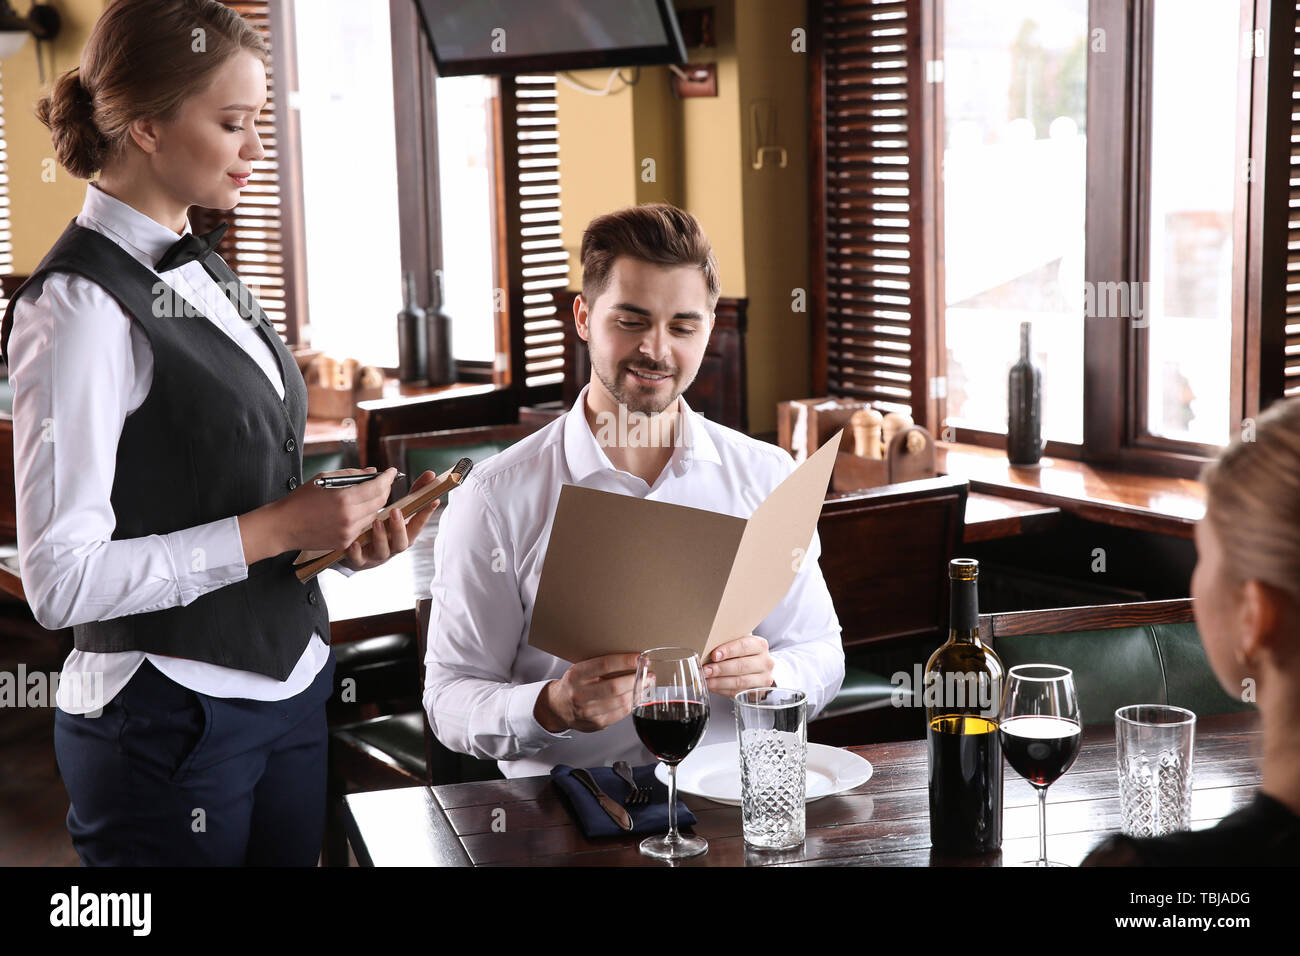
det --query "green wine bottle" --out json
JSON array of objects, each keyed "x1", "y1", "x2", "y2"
[{"x1": 925, "y1": 558, "x2": 1005, "y2": 855}]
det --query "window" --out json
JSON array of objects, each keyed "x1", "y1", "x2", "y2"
[
  {"x1": 292, "y1": 0, "x2": 403, "y2": 368},
  {"x1": 218, "y1": 0, "x2": 570, "y2": 404},
  {"x1": 811, "y1": 0, "x2": 1294, "y2": 476},
  {"x1": 942, "y1": 0, "x2": 1087, "y2": 445},
  {"x1": 197, "y1": 1, "x2": 308, "y2": 347}
]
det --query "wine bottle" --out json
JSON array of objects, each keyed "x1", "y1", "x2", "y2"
[
  {"x1": 425, "y1": 269, "x2": 456, "y2": 387},
  {"x1": 396, "y1": 271, "x2": 427, "y2": 385},
  {"x1": 1007, "y1": 321, "x2": 1043, "y2": 464},
  {"x1": 925, "y1": 558, "x2": 1005, "y2": 855}
]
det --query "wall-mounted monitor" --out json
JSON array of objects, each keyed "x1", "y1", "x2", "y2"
[{"x1": 414, "y1": 0, "x2": 687, "y2": 77}]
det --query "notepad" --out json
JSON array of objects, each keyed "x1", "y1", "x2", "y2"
[
  {"x1": 527, "y1": 431, "x2": 842, "y2": 662},
  {"x1": 292, "y1": 458, "x2": 473, "y2": 582}
]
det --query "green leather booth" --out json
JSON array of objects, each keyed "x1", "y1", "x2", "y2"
[
  {"x1": 815, "y1": 616, "x2": 1254, "y2": 745},
  {"x1": 993, "y1": 620, "x2": 1254, "y2": 726}
]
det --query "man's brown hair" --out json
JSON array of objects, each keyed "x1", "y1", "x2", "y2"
[{"x1": 580, "y1": 203, "x2": 720, "y2": 311}]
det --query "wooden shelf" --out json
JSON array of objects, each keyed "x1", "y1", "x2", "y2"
[{"x1": 936, "y1": 442, "x2": 1205, "y2": 538}]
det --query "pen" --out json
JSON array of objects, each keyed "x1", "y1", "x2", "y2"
[{"x1": 313, "y1": 471, "x2": 405, "y2": 489}]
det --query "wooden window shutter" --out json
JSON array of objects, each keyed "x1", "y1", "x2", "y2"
[
  {"x1": 811, "y1": 0, "x2": 933, "y2": 419},
  {"x1": 499, "y1": 74, "x2": 569, "y2": 405},
  {"x1": 1285, "y1": 4, "x2": 1300, "y2": 398},
  {"x1": 194, "y1": 1, "x2": 308, "y2": 347},
  {"x1": 1251, "y1": 0, "x2": 1300, "y2": 408}
]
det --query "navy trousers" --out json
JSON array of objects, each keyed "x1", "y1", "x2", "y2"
[{"x1": 53, "y1": 652, "x2": 337, "y2": 866}]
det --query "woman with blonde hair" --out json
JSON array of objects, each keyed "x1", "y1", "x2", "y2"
[
  {"x1": 1, "y1": 0, "x2": 437, "y2": 865},
  {"x1": 1083, "y1": 396, "x2": 1300, "y2": 865}
]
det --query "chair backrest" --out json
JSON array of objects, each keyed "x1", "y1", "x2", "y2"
[
  {"x1": 379, "y1": 423, "x2": 541, "y2": 499},
  {"x1": 818, "y1": 475, "x2": 969, "y2": 649},
  {"x1": 981, "y1": 599, "x2": 1254, "y2": 724},
  {"x1": 355, "y1": 383, "x2": 518, "y2": 468},
  {"x1": 0, "y1": 416, "x2": 15, "y2": 541}
]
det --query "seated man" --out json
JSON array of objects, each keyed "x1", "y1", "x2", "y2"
[{"x1": 423, "y1": 203, "x2": 844, "y2": 778}]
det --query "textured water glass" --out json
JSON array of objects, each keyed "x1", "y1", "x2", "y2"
[
  {"x1": 735, "y1": 688, "x2": 807, "y2": 850},
  {"x1": 1115, "y1": 704, "x2": 1196, "y2": 837}
]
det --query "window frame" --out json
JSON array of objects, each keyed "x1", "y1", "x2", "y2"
[{"x1": 810, "y1": 0, "x2": 1295, "y2": 480}]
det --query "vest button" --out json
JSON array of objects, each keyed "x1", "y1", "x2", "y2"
[
  {"x1": 286, "y1": 476, "x2": 299, "y2": 491},
  {"x1": 308, "y1": 591, "x2": 318, "y2": 605},
  {"x1": 284, "y1": 438, "x2": 296, "y2": 452}
]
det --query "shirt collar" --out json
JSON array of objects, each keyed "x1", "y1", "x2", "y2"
[
  {"x1": 80, "y1": 181, "x2": 193, "y2": 269},
  {"x1": 563, "y1": 383, "x2": 722, "y2": 483}
]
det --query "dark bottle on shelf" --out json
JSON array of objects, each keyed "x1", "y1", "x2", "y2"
[
  {"x1": 425, "y1": 269, "x2": 456, "y2": 387},
  {"x1": 396, "y1": 270, "x2": 427, "y2": 385},
  {"x1": 1007, "y1": 321, "x2": 1043, "y2": 464},
  {"x1": 925, "y1": 559, "x2": 1004, "y2": 856}
]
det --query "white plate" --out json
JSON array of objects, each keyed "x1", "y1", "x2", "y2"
[{"x1": 655, "y1": 742, "x2": 873, "y2": 806}]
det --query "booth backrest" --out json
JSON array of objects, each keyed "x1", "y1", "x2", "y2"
[{"x1": 982, "y1": 600, "x2": 1254, "y2": 725}]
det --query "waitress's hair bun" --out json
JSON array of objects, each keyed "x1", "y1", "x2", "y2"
[
  {"x1": 32, "y1": 0, "x2": 269, "y2": 180},
  {"x1": 35, "y1": 68, "x2": 108, "y2": 181}
]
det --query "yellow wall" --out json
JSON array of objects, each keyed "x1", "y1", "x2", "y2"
[
  {"x1": 736, "y1": 0, "x2": 810, "y2": 434},
  {"x1": 5, "y1": 0, "x2": 104, "y2": 273},
  {"x1": 555, "y1": 0, "x2": 809, "y2": 434}
]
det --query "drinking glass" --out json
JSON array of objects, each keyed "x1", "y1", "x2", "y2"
[
  {"x1": 633, "y1": 647, "x2": 709, "y2": 860},
  {"x1": 1000, "y1": 664, "x2": 1082, "y2": 866},
  {"x1": 735, "y1": 687, "x2": 807, "y2": 849},
  {"x1": 1115, "y1": 704, "x2": 1196, "y2": 837}
]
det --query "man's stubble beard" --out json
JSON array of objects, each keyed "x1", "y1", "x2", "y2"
[{"x1": 588, "y1": 342, "x2": 697, "y2": 416}]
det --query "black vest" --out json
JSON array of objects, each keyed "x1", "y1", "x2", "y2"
[{"x1": 1, "y1": 220, "x2": 330, "y2": 680}]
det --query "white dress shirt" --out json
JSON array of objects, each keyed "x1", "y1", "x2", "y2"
[
  {"x1": 423, "y1": 384, "x2": 845, "y2": 778},
  {"x1": 6, "y1": 182, "x2": 350, "y2": 714}
]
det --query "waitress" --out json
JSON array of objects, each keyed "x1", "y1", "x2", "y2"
[{"x1": 0, "y1": 0, "x2": 438, "y2": 865}]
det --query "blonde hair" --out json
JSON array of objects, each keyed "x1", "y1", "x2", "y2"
[
  {"x1": 34, "y1": 0, "x2": 268, "y2": 180},
  {"x1": 1201, "y1": 396, "x2": 1300, "y2": 605}
]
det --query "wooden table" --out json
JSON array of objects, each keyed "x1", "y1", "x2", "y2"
[{"x1": 342, "y1": 711, "x2": 1260, "y2": 867}]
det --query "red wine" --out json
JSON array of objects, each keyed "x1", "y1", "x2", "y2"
[
  {"x1": 927, "y1": 715, "x2": 1003, "y2": 854},
  {"x1": 634, "y1": 699, "x2": 708, "y2": 765},
  {"x1": 1000, "y1": 715, "x2": 1081, "y2": 787}
]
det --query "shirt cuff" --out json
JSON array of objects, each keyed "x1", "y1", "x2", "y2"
[
  {"x1": 331, "y1": 562, "x2": 356, "y2": 577},
  {"x1": 165, "y1": 515, "x2": 248, "y2": 604},
  {"x1": 507, "y1": 678, "x2": 575, "y2": 748},
  {"x1": 770, "y1": 655, "x2": 796, "y2": 692}
]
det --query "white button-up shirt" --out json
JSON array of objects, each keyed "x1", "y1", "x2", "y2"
[
  {"x1": 7, "y1": 182, "x2": 347, "y2": 713},
  {"x1": 423, "y1": 384, "x2": 844, "y2": 778}
]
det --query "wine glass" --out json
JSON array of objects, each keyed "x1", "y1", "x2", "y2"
[
  {"x1": 999, "y1": 664, "x2": 1081, "y2": 867},
  {"x1": 633, "y1": 646, "x2": 710, "y2": 861}
]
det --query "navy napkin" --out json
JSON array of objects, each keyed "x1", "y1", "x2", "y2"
[{"x1": 551, "y1": 763, "x2": 698, "y2": 838}]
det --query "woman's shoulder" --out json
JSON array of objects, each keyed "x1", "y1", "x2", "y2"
[{"x1": 1082, "y1": 792, "x2": 1300, "y2": 866}]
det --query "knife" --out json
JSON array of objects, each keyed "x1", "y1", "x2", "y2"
[{"x1": 571, "y1": 768, "x2": 634, "y2": 831}]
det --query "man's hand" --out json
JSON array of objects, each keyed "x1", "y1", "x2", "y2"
[
  {"x1": 703, "y1": 634, "x2": 775, "y2": 696},
  {"x1": 339, "y1": 470, "x2": 441, "y2": 572},
  {"x1": 534, "y1": 653, "x2": 641, "y2": 734}
]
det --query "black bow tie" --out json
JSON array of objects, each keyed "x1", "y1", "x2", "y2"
[{"x1": 154, "y1": 222, "x2": 228, "y2": 272}]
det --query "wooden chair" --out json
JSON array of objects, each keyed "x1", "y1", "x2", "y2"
[
  {"x1": 809, "y1": 475, "x2": 969, "y2": 746},
  {"x1": 980, "y1": 598, "x2": 1254, "y2": 725},
  {"x1": 354, "y1": 383, "x2": 519, "y2": 468},
  {"x1": 378, "y1": 422, "x2": 542, "y2": 499}
]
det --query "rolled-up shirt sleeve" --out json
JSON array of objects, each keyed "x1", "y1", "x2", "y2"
[
  {"x1": 8, "y1": 276, "x2": 249, "y2": 632},
  {"x1": 423, "y1": 475, "x2": 571, "y2": 761}
]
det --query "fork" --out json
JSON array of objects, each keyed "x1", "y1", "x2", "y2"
[{"x1": 613, "y1": 760, "x2": 649, "y2": 806}]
